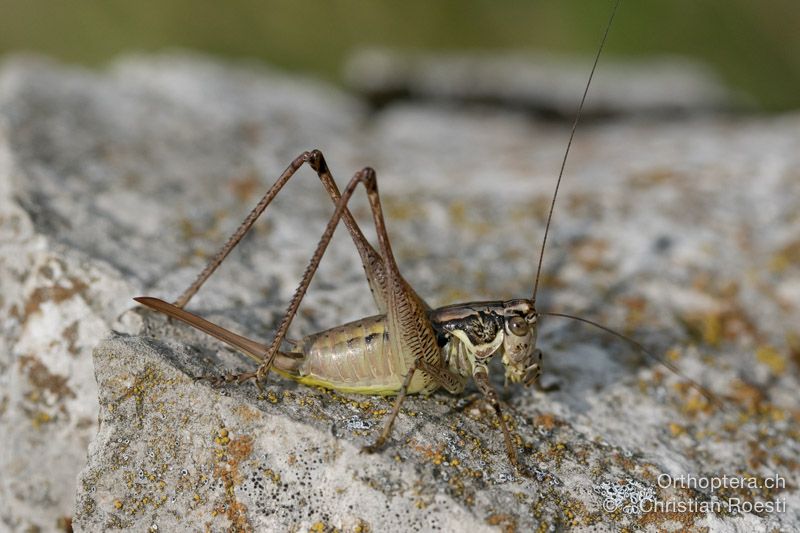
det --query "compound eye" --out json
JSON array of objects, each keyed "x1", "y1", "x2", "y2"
[{"x1": 508, "y1": 315, "x2": 529, "y2": 336}]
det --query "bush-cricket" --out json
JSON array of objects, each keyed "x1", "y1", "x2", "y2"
[{"x1": 134, "y1": 0, "x2": 718, "y2": 471}]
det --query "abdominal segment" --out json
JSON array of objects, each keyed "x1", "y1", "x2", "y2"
[{"x1": 287, "y1": 315, "x2": 429, "y2": 395}]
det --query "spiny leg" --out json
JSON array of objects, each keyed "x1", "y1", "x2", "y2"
[
  {"x1": 175, "y1": 152, "x2": 308, "y2": 308},
  {"x1": 307, "y1": 151, "x2": 426, "y2": 314},
  {"x1": 134, "y1": 295, "x2": 305, "y2": 386},
  {"x1": 473, "y1": 365, "x2": 520, "y2": 470},
  {"x1": 361, "y1": 361, "x2": 418, "y2": 454},
  {"x1": 416, "y1": 359, "x2": 466, "y2": 395},
  {"x1": 164, "y1": 164, "x2": 377, "y2": 388},
  {"x1": 362, "y1": 360, "x2": 466, "y2": 455},
  {"x1": 353, "y1": 168, "x2": 448, "y2": 452},
  {"x1": 185, "y1": 161, "x2": 443, "y2": 460},
  {"x1": 174, "y1": 150, "x2": 399, "y2": 311},
  {"x1": 248, "y1": 168, "x2": 392, "y2": 386},
  {"x1": 315, "y1": 165, "x2": 461, "y2": 452},
  {"x1": 167, "y1": 152, "x2": 429, "y2": 394},
  {"x1": 255, "y1": 165, "x2": 445, "y2": 458},
  {"x1": 249, "y1": 164, "x2": 440, "y2": 387}
]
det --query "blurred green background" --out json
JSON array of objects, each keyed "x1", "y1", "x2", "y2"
[{"x1": 1, "y1": 0, "x2": 799, "y2": 111}]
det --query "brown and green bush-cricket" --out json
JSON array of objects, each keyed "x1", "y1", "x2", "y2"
[{"x1": 134, "y1": 0, "x2": 717, "y2": 472}]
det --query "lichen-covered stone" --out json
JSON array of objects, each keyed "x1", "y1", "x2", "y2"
[{"x1": 0, "y1": 53, "x2": 797, "y2": 532}]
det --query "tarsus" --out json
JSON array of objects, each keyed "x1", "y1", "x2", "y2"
[{"x1": 532, "y1": 0, "x2": 622, "y2": 300}]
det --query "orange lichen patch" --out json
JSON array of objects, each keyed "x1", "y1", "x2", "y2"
[
  {"x1": 486, "y1": 513, "x2": 517, "y2": 533},
  {"x1": 534, "y1": 413, "x2": 558, "y2": 431},
  {"x1": 546, "y1": 442, "x2": 568, "y2": 466},
  {"x1": 730, "y1": 380, "x2": 767, "y2": 416},
  {"x1": 22, "y1": 275, "x2": 88, "y2": 325},
  {"x1": 178, "y1": 219, "x2": 200, "y2": 241},
  {"x1": 535, "y1": 271, "x2": 567, "y2": 291},
  {"x1": 727, "y1": 380, "x2": 786, "y2": 423},
  {"x1": 611, "y1": 451, "x2": 638, "y2": 472},
  {"x1": 565, "y1": 192, "x2": 599, "y2": 213},
  {"x1": 521, "y1": 194, "x2": 551, "y2": 225},
  {"x1": 570, "y1": 237, "x2": 610, "y2": 271},
  {"x1": 265, "y1": 390, "x2": 280, "y2": 404},
  {"x1": 628, "y1": 167, "x2": 681, "y2": 189},
  {"x1": 385, "y1": 197, "x2": 426, "y2": 222},
  {"x1": 406, "y1": 439, "x2": 449, "y2": 466},
  {"x1": 680, "y1": 312, "x2": 718, "y2": 346},
  {"x1": 233, "y1": 404, "x2": 262, "y2": 423},
  {"x1": 56, "y1": 515, "x2": 73, "y2": 532},
  {"x1": 62, "y1": 320, "x2": 81, "y2": 356},
  {"x1": 18, "y1": 355, "x2": 75, "y2": 402},
  {"x1": 756, "y1": 345, "x2": 787, "y2": 375},
  {"x1": 620, "y1": 295, "x2": 648, "y2": 330},
  {"x1": 636, "y1": 501, "x2": 703, "y2": 531},
  {"x1": 213, "y1": 433, "x2": 254, "y2": 532},
  {"x1": 228, "y1": 171, "x2": 261, "y2": 202},
  {"x1": 747, "y1": 440, "x2": 770, "y2": 470}
]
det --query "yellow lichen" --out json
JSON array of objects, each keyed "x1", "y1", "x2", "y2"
[
  {"x1": 702, "y1": 313, "x2": 723, "y2": 346},
  {"x1": 756, "y1": 345, "x2": 786, "y2": 375},
  {"x1": 215, "y1": 427, "x2": 231, "y2": 446},
  {"x1": 668, "y1": 423, "x2": 686, "y2": 437}
]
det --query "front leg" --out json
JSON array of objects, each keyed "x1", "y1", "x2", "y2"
[{"x1": 473, "y1": 364, "x2": 520, "y2": 470}]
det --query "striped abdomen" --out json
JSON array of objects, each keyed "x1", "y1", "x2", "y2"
[{"x1": 286, "y1": 315, "x2": 432, "y2": 395}]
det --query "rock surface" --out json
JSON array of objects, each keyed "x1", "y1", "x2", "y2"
[
  {"x1": 344, "y1": 50, "x2": 739, "y2": 116},
  {"x1": 0, "y1": 53, "x2": 797, "y2": 531}
]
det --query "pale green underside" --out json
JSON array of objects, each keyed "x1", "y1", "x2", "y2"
[{"x1": 273, "y1": 369, "x2": 424, "y2": 396}]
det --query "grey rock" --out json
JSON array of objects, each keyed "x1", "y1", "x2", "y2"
[
  {"x1": 344, "y1": 50, "x2": 741, "y2": 116},
  {"x1": 0, "y1": 52, "x2": 797, "y2": 532}
]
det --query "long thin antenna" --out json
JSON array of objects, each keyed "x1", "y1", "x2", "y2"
[
  {"x1": 532, "y1": 0, "x2": 621, "y2": 300},
  {"x1": 541, "y1": 311, "x2": 725, "y2": 410}
]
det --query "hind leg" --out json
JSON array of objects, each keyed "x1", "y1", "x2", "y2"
[{"x1": 174, "y1": 150, "x2": 414, "y2": 314}]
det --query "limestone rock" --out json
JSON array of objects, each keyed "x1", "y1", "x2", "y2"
[
  {"x1": 0, "y1": 53, "x2": 797, "y2": 531},
  {"x1": 344, "y1": 50, "x2": 740, "y2": 116}
]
